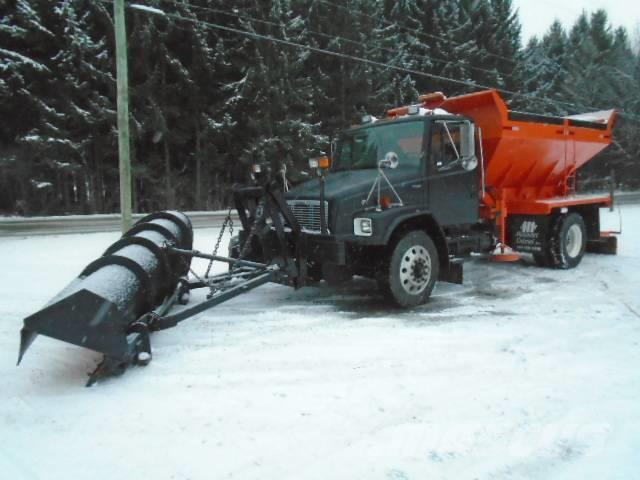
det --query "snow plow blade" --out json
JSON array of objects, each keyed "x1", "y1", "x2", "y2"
[
  {"x1": 17, "y1": 179, "x2": 303, "y2": 385},
  {"x1": 18, "y1": 211, "x2": 193, "y2": 383}
]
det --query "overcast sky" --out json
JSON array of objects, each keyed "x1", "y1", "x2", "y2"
[{"x1": 513, "y1": 0, "x2": 640, "y2": 43}]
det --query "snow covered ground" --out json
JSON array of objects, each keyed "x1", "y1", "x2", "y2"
[{"x1": 1, "y1": 206, "x2": 639, "y2": 480}]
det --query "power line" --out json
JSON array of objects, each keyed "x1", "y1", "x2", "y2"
[
  {"x1": 317, "y1": 0, "x2": 520, "y2": 66},
  {"x1": 314, "y1": 0, "x2": 640, "y2": 121},
  {"x1": 102, "y1": 1, "x2": 640, "y2": 123},
  {"x1": 116, "y1": 1, "x2": 554, "y2": 109},
  {"x1": 119, "y1": 1, "x2": 509, "y2": 93},
  {"x1": 315, "y1": 0, "x2": 640, "y2": 120},
  {"x1": 163, "y1": 0, "x2": 520, "y2": 83}
]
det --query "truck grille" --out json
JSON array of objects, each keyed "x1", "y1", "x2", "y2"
[{"x1": 286, "y1": 200, "x2": 329, "y2": 234}]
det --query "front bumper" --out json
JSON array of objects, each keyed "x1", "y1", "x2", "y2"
[{"x1": 300, "y1": 233, "x2": 348, "y2": 265}]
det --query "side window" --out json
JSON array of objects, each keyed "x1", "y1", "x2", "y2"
[
  {"x1": 431, "y1": 121, "x2": 463, "y2": 171},
  {"x1": 377, "y1": 121, "x2": 425, "y2": 169},
  {"x1": 351, "y1": 134, "x2": 376, "y2": 168}
]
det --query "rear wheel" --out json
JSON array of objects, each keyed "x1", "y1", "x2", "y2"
[
  {"x1": 548, "y1": 213, "x2": 587, "y2": 269},
  {"x1": 382, "y1": 231, "x2": 439, "y2": 308}
]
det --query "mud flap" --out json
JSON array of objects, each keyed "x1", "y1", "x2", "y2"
[
  {"x1": 587, "y1": 235, "x2": 617, "y2": 255},
  {"x1": 440, "y1": 258, "x2": 464, "y2": 285}
]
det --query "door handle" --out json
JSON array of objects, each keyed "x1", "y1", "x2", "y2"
[{"x1": 411, "y1": 184, "x2": 423, "y2": 189}]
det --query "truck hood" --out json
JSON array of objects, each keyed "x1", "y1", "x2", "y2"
[{"x1": 286, "y1": 168, "x2": 418, "y2": 202}]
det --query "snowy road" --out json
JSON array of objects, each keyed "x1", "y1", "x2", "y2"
[{"x1": 1, "y1": 207, "x2": 639, "y2": 479}]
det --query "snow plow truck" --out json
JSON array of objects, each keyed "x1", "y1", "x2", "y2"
[{"x1": 18, "y1": 89, "x2": 619, "y2": 384}]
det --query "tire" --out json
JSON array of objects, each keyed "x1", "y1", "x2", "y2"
[
  {"x1": 381, "y1": 231, "x2": 439, "y2": 308},
  {"x1": 548, "y1": 213, "x2": 587, "y2": 269}
]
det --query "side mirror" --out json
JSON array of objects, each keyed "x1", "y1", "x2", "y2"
[
  {"x1": 460, "y1": 122, "x2": 478, "y2": 171},
  {"x1": 379, "y1": 151, "x2": 399, "y2": 169},
  {"x1": 461, "y1": 155, "x2": 478, "y2": 171}
]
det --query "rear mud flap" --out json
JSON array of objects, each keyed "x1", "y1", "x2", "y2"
[{"x1": 587, "y1": 235, "x2": 617, "y2": 255}]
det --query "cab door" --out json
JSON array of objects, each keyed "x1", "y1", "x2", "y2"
[{"x1": 427, "y1": 120, "x2": 479, "y2": 226}]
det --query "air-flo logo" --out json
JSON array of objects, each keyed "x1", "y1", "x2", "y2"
[
  {"x1": 520, "y1": 221, "x2": 538, "y2": 234},
  {"x1": 514, "y1": 218, "x2": 542, "y2": 252}
]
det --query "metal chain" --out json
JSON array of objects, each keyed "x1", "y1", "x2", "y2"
[
  {"x1": 232, "y1": 200, "x2": 264, "y2": 272},
  {"x1": 205, "y1": 207, "x2": 234, "y2": 278}
]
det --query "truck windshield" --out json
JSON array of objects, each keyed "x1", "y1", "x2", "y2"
[{"x1": 334, "y1": 120, "x2": 425, "y2": 171}]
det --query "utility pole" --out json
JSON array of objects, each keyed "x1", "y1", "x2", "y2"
[{"x1": 114, "y1": 0, "x2": 132, "y2": 232}]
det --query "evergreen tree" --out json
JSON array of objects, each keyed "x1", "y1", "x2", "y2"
[
  {"x1": 374, "y1": 0, "x2": 426, "y2": 107},
  {"x1": 47, "y1": 0, "x2": 116, "y2": 213},
  {"x1": 414, "y1": 0, "x2": 472, "y2": 95},
  {"x1": 1, "y1": 0, "x2": 639, "y2": 214},
  {"x1": 303, "y1": 0, "x2": 381, "y2": 136},
  {"x1": 518, "y1": 20, "x2": 570, "y2": 114},
  {"x1": 229, "y1": 0, "x2": 323, "y2": 180},
  {"x1": 1, "y1": 0, "x2": 77, "y2": 214}
]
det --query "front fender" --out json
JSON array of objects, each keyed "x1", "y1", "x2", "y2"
[
  {"x1": 339, "y1": 206, "x2": 435, "y2": 245},
  {"x1": 361, "y1": 207, "x2": 457, "y2": 281},
  {"x1": 379, "y1": 207, "x2": 439, "y2": 244},
  {"x1": 334, "y1": 207, "x2": 462, "y2": 284}
]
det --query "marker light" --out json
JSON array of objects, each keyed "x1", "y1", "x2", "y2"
[
  {"x1": 309, "y1": 156, "x2": 331, "y2": 170},
  {"x1": 419, "y1": 92, "x2": 447, "y2": 109}
]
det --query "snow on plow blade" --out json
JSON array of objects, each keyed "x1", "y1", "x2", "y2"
[{"x1": 18, "y1": 211, "x2": 193, "y2": 382}]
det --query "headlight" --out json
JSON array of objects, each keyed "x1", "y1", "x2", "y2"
[{"x1": 354, "y1": 218, "x2": 373, "y2": 237}]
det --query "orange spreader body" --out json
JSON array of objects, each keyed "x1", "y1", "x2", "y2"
[{"x1": 439, "y1": 90, "x2": 617, "y2": 221}]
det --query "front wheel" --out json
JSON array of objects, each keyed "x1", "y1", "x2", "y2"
[{"x1": 381, "y1": 231, "x2": 439, "y2": 308}]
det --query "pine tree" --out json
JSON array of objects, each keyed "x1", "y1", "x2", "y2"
[
  {"x1": 518, "y1": 21, "x2": 570, "y2": 114},
  {"x1": 302, "y1": 0, "x2": 381, "y2": 136},
  {"x1": 420, "y1": 0, "x2": 476, "y2": 95},
  {"x1": 486, "y1": 0, "x2": 522, "y2": 92},
  {"x1": 2, "y1": 0, "x2": 639, "y2": 214},
  {"x1": 1, "y1": 0, "x2": 67, "y2": 214},
  {"x1": 47, "y1": 0, "x2": 117, "y2": 213},
  {"x1": 226, "y1": 0, "x2": 323, "y2": 182},
  {"x1": 375, "y1": 0, "x2": 426, "y2": 107}
]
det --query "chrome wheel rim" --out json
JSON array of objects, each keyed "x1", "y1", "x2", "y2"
[
  {"x1": 566, "y1": 224, "x2": 583, "y2": 258},
  {"x1": 399, "y1": 245, "x2": 431, "y2": 295}
]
